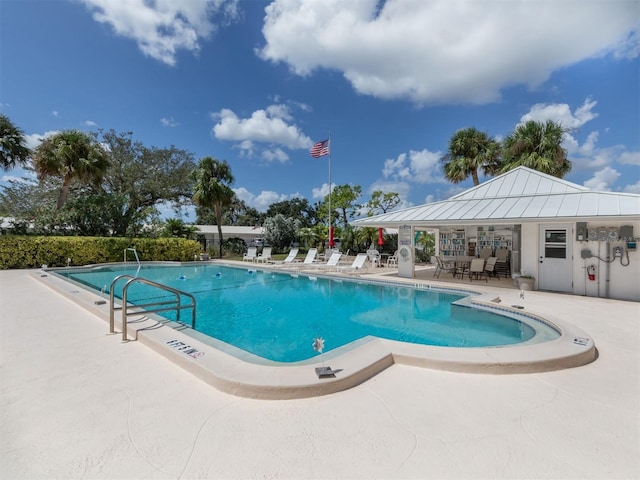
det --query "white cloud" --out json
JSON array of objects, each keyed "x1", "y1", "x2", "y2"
[
  {"x1": 233, "y1": 186, "x2": 289, "y2": 211},
  {"x1": 84, "y1": 120, "x2": 98, "y2": 127},
  {"x1": 521, "y1": 98, "x2": 599, "y2": 130},
  {"x1": 623, "y1": 180, "x2": 640, "y2": 193},
  {"x1": 619, "y1": 151, "x2": 640, "y2": 165},
  {"x1": 51, "y1": 110, "x2": 59, "y2": 117},
  {"x1": 261, "y1": 147, "x2": 289, "y2": 163},
  {"x1": 160, "y1": 116, "x2": 179, "y2": 127},
  {"x1": 583, "y1": 166, "x2": 621, "y2": 190},
  {"x1": 311, "y1": 182, "x2": 332, "y2": 200},
  {"x1": 81, "y1": 0, "x2": 240, "y2": 66},
  {"x1": 24, "y1": 131, "x2": 59, "y2": 150},
  {"x1": 212, "y1": 104, "x2": 313, "y2": 162},
  {"x1": 259, "y1": 0, "x2": 638, "y2": 105},
  {"x1": 1, "y1": 170, "x2": 36, "y2": 184},
  {"x1": 382, "y1": 149, "x2": 442, "y2": 184}
]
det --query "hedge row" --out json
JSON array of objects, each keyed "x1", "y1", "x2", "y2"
[{"x1": 0, "y1": 236, "x2": 201, "y2": 269}]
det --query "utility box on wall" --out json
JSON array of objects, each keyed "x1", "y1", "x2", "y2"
[{"x1": 576, "y1": 222, "x2": 587, "y2": 241}]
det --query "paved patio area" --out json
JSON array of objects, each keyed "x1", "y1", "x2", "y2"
[{"x1": 1, "y1": 267, "x2": 639, "y2": 479}]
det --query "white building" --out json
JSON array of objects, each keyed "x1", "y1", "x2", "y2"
[
  {"x1": 352, "y1": 167, "x2": 640, "y2": 302},
  {"x1": 195, "y1": 225, "x2": 265, "y2": 249}
]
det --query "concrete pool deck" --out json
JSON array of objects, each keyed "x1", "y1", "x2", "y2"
[{"x1": 1, "y1": 267, "x2": 639, "y2": 478}]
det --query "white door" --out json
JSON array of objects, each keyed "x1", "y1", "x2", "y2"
[{"x1": 538, "y1": 224, "x2": 573, "y2": 293}]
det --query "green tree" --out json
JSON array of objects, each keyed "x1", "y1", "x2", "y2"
[
  {"x1": 354, "y1": 227, "x2": 378, "y2": 250},
  {"x1": 263, "y1": 214, "x2": 301, "y2": 251},
  {"x1": 162, "y1": 218, "x2": 199, "y2": 240},
  {"x1": 0, "y1": 114, "x2": 31, "y2": 169},
  {"x1": 366, "y1": 190, "x2": 401, "y2": 216},
  {"x1": 500, "y1": 120, "x2": 572, "y2": 178},
  {"x1": 415, "y1": 231, "x2": 436, "y2": 262},
  {"x1": 32, "y1": 130, "x2": 109, "y2": 209},
  {"x1": 192, "y1": 157, "x2": 235, "y2": 258},
  {"x1": 319, "y1": 184, "x2": 362, "y2": 228},
  {"x1": 0, "y1": 167, "x2": 54, "y2": 219},
  {"x1": 296, "y1": 227, "x2": 316, "y2": 248},
  {"x1": 265, "y1": 198, "x2": 318, "y2": 227},
  {"x1": 441, "y1": 127, "x2": 501, "y2": 186},
  {"x1": 221, "y1": 197, "x2": 263, "y2": 226},
  {"x1": 100, "y1": 130, "x2": 195, "y2": 236}
]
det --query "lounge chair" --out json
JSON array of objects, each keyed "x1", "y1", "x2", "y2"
[
  {"x1": 273, "y1": 248, "x2": 299, "y2": 265},
  {"x1": 256, "y1": 247, "x2": 273, "y2": 263},
  {"x1": 304, "y1": 252, "x2": 342, "y2": 270},
  {"x1": 469, "y1": 258, "x2": 488, "y2": 282},
  {"x1": 243, "y1": 247, "x2": 258, "y2": 262},
  {"x1": 335, "y1": 253, "x2": 369, "y2": 274},
  {"x1": 298, "y1": 248, "x2": 318, "y2": 265}
]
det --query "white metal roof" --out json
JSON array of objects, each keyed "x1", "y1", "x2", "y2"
[
  {"x1": 196, "y1": 225, "x2": 264, "y2": 236},
  {"x1": 352, "y1": 167, "x2": 640, "y2": 227}
]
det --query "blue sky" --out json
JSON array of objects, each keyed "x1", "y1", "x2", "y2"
[{"x1": 1, "y1": 0, "x2": 639, "y2": 217}]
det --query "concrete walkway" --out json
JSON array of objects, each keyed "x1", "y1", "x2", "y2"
[{"x1": 1, "y1": 268, "x2": 639, "y2": 479}]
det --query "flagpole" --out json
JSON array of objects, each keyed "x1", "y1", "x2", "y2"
[{"x1": 328, "y1": 131, "x2": 333, "y2": 248}]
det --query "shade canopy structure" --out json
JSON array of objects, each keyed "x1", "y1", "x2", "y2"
[{"x1": 351, "y1": 167, "x2": 640, "y2": 229}]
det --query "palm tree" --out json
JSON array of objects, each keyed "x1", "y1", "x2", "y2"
[
  {"x1": 192, "y1": 157, "x2": 235, "y2": 258},
  {"x1": 32, "y1": 130, "x2": 109, "y2": 209},
  {"x1": 500, "y1": 120, "x2": 572, "y2": 178},
  {"x1": 441, "y1": 127, "x2": 501, "y2": 186},
  {"x1": 0, "y1": 114, "x2": 31, "y2": 169},
  {"x1": 354, "y1": 227, "x2": 378, "y2": 250}
]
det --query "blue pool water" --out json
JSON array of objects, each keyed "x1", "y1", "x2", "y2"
[{"x1": 56, "y1": 264, "x2": 557, "y2": 362}]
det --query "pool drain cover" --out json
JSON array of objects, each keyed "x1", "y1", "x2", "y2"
[{"x1": 315, "y1": 366, "x2": 343, "y2": 378}]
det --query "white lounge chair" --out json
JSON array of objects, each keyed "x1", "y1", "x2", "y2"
[
  {"x1": 243, "y1": 247, "x2": 258, "y2": 262},
  {"x1": 273, "y1": 248, "x2": 299, "y2": 265},
  {"x1": 304, "y1": 252, "x2": 342, "y2": 270},
  {"x1": 298, "y1": 248, "x2": 318, "y2": 265},
  {"x1": 256, "y1": 247, "x2": 273, "y2": 263},
  {"x1": 335, "y1": 253, "x2": 368, "y2": 274}
]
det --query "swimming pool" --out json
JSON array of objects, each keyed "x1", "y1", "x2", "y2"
[{"x1": 55, "y1": 263, "x2": 560, "y2": 363}]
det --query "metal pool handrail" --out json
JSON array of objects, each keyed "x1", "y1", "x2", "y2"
[
  {"x1": 124, "y1": 248, "x2": 140, "y2": 267},
  {"x1": 109, "y1": 274, "x2": 196, "y2": 342}
]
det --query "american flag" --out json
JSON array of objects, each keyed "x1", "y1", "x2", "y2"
[{"x1": 310, "y1": 139, "x2": 329, "y2": 158}]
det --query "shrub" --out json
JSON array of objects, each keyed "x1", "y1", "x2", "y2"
[{"x1": 0, "y1": 236, "x2": 201, "y2": 269}]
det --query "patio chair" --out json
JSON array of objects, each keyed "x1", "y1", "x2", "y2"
[
  {"x1": 297, "y1": 248, "x2": 318, "y2": 265},
  {"x1": 386, "y1": 250, "x2": 398, "y2": 267},
  {"x1": 243, "y1": 247, "x2": 258, "y2": 262},
  {"x1": 335, "y1": 253, "x2": 369, "y2": 274},
  {"x1": 256, "y1": 247, "x2": 273, "y2": 263},
  {"x1": 479, "y1": 247, "x2": 493, "y2": 259},
  {"x1": 434, "y1": 255, "x2": 455, "y2": 278},
  {"x1": 484, "y1": 256, "x2": 498, "y2": 277},
  {"x1": 304, "y1": 252, "x2": 342, "y2": 270},
  {"x1": 495, "y1": 248, "x2": 511, "y2": 277},
  {"x1": 366, "y1": 249, "x2": 381, "y2": 268},
  {"x1": 455, "y1": 257, "x2": 472, "y2": 280},
  {"x1": 273, "y1": 248, "x2": 299, "y2": 266},
  {"x1": 469, "y1": 258, "x2": 488, "y2": 282}
]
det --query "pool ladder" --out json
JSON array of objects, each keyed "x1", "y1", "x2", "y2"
[
  {"x1": 108, "y1": 274, "x2": 196, "y2": 342},
  {"x1": 124, "y1": 248, "x2": 140, "y2": 266}
]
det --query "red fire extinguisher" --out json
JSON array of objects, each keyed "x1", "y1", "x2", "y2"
[{"x1": 587, "y1": 265, "x2": 596, "y2": 281}]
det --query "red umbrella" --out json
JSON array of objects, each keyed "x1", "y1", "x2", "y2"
[
  {"x1": 377, "y1": 228, "x2": 384, "y2": 246},
  {"x1": 329, "y1": 226, "x2": 335, "y2": 247}
]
